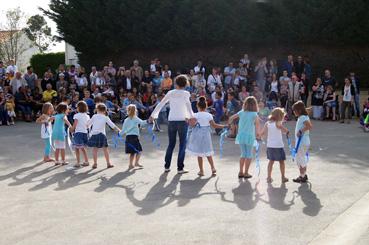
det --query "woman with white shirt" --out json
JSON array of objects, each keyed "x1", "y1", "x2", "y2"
[
  {"x1": 150, "y1": 75, "x2": 195, "y2": 174},
  {"x1": 87, "y1": 103, "x2": 121, "y2": 169}
]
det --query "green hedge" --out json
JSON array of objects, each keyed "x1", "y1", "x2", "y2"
[{"x1": 30, "y1": 52, "x2": 65, "y2": 77}]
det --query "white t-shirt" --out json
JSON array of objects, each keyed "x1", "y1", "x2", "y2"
[
  {"x1": 195, "y1": 111, "x2": 213, "y2": 127},
  {"x1": 343, "y1": 85, "x2": 352, "y2": 102},
  {"x1": 40, "y1": 116, "x2": 52, "y2": 139},
  {"x1": 151, "y1": 89, "x2": 194, "y2": 121},
  {"x1": 73, "y1": 113, "x2": 90, "y2": 133},
  {"x1": 271, "y1": 81, "x2": 279, "y2": 93},
  {"x1": 88, "y1": 114, "x2": 116, "y2": 135},
  {"x1": 194, "y1": 65, "x2": 205, "y2": 74},
  {"x1": 266, "y1": 121, "x2": 284, "y2": 148},
  {"x1": 207, "y1": 74, "x2": 222, "y2": 91}
]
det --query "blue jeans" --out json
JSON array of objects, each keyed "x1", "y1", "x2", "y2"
[
  {"x1": 0, "y1": 105, "x2": 9, "y2": 123},
  {"x1": 354, "y1": 94, "x2": 360, "y2": 117},
  {"x1": 165, "y1": 121, "x2": 188, "y2": 170}
]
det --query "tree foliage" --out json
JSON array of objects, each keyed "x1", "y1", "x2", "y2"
[
  {"x1": 24, "y1": 15, "x2": 54, "y2": 53},
  {"x1": 30, "y1": 52, "x2": 65, "y2": 77},
  {"x1": 43, "y1": 0, "x2": 369, "y2": 66},
  {"x1": 0, "y1": 7, "x2": 27, "y2": 63}
]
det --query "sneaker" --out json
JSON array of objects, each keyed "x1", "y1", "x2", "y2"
[
  {"x1": 164, "y1": 168, "x2": 171, "y2": 173},
  {"x1": 293, "y1": 176, "x2": 303, "y2": 183},
  {"x1": 177, "y1": 169, "x2": 189, "y2": 174}
]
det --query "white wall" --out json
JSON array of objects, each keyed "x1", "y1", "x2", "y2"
[
  {"x1": 16, "y1": 33, "x2": 39, "y2": 72},
  {"x1": 65, "y1": 42, "x2": 78, "y2": 66}
]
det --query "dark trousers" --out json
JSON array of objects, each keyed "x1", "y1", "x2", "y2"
[
  {"x1": 341, "y1": 101, "x2": 352, "y2": 120},
  {"x1": 0, "y1": 105, "x2": 9, "y2": 123},
  {"x1": 165, "y1": 121, "x2": 188, "y2": 170}
]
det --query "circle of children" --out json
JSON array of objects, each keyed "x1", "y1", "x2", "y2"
[{"x1": 0, "y1": 54, "x2": 367, "y2": 184}]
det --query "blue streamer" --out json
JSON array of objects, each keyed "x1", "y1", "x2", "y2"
[
  {"x1": 146, "y1": 123, "x2": 160, "y2": 149},
  {"x1": 254, "y1": 140, "x2": 261, "y2": 176},
  {"x1": 112, "y1": 132, "x2": 141, "y2": 153},
  {"x1": 219, "y1": 128, "x2": 229, "y2": 158}
]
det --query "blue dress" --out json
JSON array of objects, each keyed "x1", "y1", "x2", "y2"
[
  {"x1": 52, "y1": 114, "x2": 65, "y2": 141},
  {"x1": 236, "y1": 111, "x2": 257, "y2": 145}
]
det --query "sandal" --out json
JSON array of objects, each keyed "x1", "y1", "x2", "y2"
[
  {"x1": 55, "y1": 162, "x2": 61, "y2": 166},
  {"x1": 267, "y1": 177, "x2": 273, "y2": 183},
  {"x1": 211, "y1": 169, "x2": 217, "y2": 176},
  {"x1": 197, "y1": 171, "x2": 204, "y2": 177},
  {"x1": 282, "y1": 177, "x2": 289, "y2": 183},
  {"x1": 135, "y1": 164, "x2": 144, "y2": 169},
  {"x1": 107, "y1": 164, "x2": 114, "y2": 168},
  {"x1": 92, "y1": 164, "x2": 97, "y2": 169},
  {"x1": 244, "y1": 174, "x2": 253, "y2": 179},
  {"x1": 74, "y1": 164, "x2": 81, "y2": 168},
  {"x1": 128, "y1": 165, "x2": 135, "y2": 170},
  {"x1": 82, "y1": 162, "x2": 89, "y2": 167},
  {"x1": 61, "y1": 161, "x2": 69, "y2": 166},
  {"x1": 238, "y1": 173, "x2": 244, "y2": 179}
]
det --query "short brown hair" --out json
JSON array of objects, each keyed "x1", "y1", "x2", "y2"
[
  {"x1": 55, "y1": 103, "x2": 68, "y2": 114},
  {"x1": 292, "y1": 101, "x2": 308, "y2": 116},
  {"x1": 42, "y1": 102, "x2": 53, "y2": 115},
  {"x1": 175, "y1": 75, "x2": 188, "y2": 88},
  {"x1": 77, "y1": 101, "x2": 88, "y2": 113},
  {"x1": 96, "y1": 103, "x2": 107, "y2": 114},
  {"x1": 243, "y1": 96, "x2": 258, "y2": 112},
  {"x1": 197, "y1": 96, "x2": 207, "y2": 110}
]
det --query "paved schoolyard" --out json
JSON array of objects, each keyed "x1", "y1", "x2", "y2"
[{"x1": 0, "y1": 120, "x2": 368, "y2": 245}]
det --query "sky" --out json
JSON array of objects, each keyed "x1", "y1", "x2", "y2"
[{"x1": 0, "y1": 0, "x2": 65, "y2": 52}]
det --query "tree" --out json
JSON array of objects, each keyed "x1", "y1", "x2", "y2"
[
  {"x1": 23, "y1": 15, "x2": 54, "y2": 53},
  {"x1": 0, "y1": 7, "x2": 27, "y2": 64}
]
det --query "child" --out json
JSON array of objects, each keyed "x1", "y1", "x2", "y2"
[
  {"x1": 229, "y1": 96, "x2": 261, "y2": 179},
  {"x1": 52, "y1": 103, "x2": 72, "y2": 165},
  {"x1": 36, "y1": 102, "x2": 55, "y2": 162},
  {"x1": 260, "y1": 107, "x2": 289, "y2": 183},
  {"x1": 292, "y1": 101, "x2": 313, "y2": 183},
  {"x1": 258, "y1": 101, "x2": 270, "y2": 124},
  {"x1": 121, "y1": 104, "x2": 148, "y2": 170},
  {"x1": 6, "y1": 94, "x2": 15, "y2": 125},
  {"x1": 71, "y1": 101, "x2": 90, "y2": 168},
  {"x1": 87, "y1": 103, "x2": 120, "y2": 169},
  {"x1": 187, "y1": 96, "x2": 226, "y2": 176},
  {"x1": 213, "y1": 91, "x2": 224, "y2": 135}
]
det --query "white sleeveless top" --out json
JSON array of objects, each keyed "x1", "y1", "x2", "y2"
[{"x1": 266, "y1": 121, "x2": 284, "y2": 148}]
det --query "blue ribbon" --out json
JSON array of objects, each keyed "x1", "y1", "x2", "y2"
[
  {"x1": 287, "y1": 134, "x2": 309, "y2": 163},
  {"x1": 254, "y1": 140, "x2": 261, "y2": 176},
  {"x1": 219, "y1": 128, "x2": 229, "y2": 158},
  {"x1": 146, "y1": 122, "x2": 160, "y2": 149}
]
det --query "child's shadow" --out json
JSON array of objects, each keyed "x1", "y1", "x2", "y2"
[
  {"x1": 218, "y1": 179, "x2": 260, "y2": 211},
  {"x1": 296, "y1": 183, "x2": 322, "y2": 216},
  {"x1": 262, "y1": 183, "x2": 294, "y2": 211},
  {"x1": 94, "y1": 169, "x2": 136, "y2": 193},
  {"x1": 125, "y1": 173, "x2": 180, "y2": 215},
  {"x1": 55, "y1": 169, "x2": 106, "y2": 191},
  {"x1": 0, "y1": 162, "x2": 52, "y2": 185},
  {"x1": 176, "y1": 176, "x2": 213, "y2": 207}
]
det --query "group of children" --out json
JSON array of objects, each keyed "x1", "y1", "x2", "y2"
[{"x1": 37, "y1": 91, "x2": 312, "y2": 184}]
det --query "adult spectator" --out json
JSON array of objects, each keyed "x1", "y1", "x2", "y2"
[
  {"x1": 0, "y1": 89, "x2": 10, "y2": 125},
  {"x1": 6, "y1": 60, "x2": 18, "y2": 74},
  {"x1": 207, "y1": 68, "x2": 222, "y2": 93},
  {"x1": 311, "y1": 78, "x2": 325, "y2": 120},
  {"x1": 15, "y1": 86, "x2": 32, "y2": 122},
  {"x1": 161, "y1": 64, "x2": 172, "y2": 78},
  {"x1": 89, "y1": 66, "x2": 98, "y2": 86},
  {"x1": 155, "y1": 59, "x2": 162, "y2": 74},
  {"x1": 56, "y1": 73, "x2": 68, "y2": 91},
  {"x1": 268, "y1": 59, "x2": 278, "y2": 76},
  {"x1": 93, "y1": 72, "x2": 105, "y2": 89},
  {"x1": 340, "y1": 77, "x2": 355, "y2": 124},
  {"x1": 77, "y1": 72, "x2": 88, "y2": 92},
  {"x1": 254, "y1": 57, "x2": 268, "y2": 93},
  {"x1": 303, "y1": 56, "x2": 312, "y2": 80},
  {"x1": 68, "y1": 65, "x2": 78, "y2": 79},
  {"x1": 294, "y1": 56, "x2": 305, "y2": 78},
  {"x1": 161, "y1": 71, "x2": 173, "y2": 93},
  {"x1": 240, "y1": 54, "x2": 251, "y2": 70},
  {"x1": 41, "y1": 72, "x2": 55, "y2": 91},
  {"x1": 288, "y1": 75, "x2": 303, "y2": 107},
  {"x1": 152, "y1": 71, "x2": 163, "y2": 93},
  {"x1": 122, "y1": 70, "x2": 133, "y2": 92},
  {"x1": 282, "y1": 55, "x2": 294, "y2": 77},
  {"x1": 131, "y1": 60, "x2": 144, "y2": 81},
  {"x1": 24, "y1": 66, "x2": 38, "y2": 91},
  {"x1": 279, "y1": 70, "x2": 291, "y2": 83},
  {"x1": 322, "y1": 69, "x2": 337, "y2": 89},
  {"x1": 10, "y1": 72, "x2": 27, "y2": 95},
  {"x1": 0, "y1": 61, "x2": 6, "y2": 80},
  {"x1": 107, "y1": 61, "x2": 116, "y2": 76},
  {"x1": 56, "y1": 64, "x2": 69, "y2": 81},
  {"x1": 42, "y1": 83, "x2": 57, "y2": 103},
  {"x1": 349, "y1": 72, "x2": 361, "y2": 117},
  {"x1": 142, "y1": 70, "x2": 153, "y2": 90},
  {"x1": 224, "y1": 62, "x2": 236, "y2": 89},
  {"x1": 194, "y1": 60, "x2": 205, "y2": 75},
  {"x1": 300, "y1": 73, "x2": 310, "y2": 106}
]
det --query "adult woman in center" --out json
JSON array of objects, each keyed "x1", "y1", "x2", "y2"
[{"x1": 149, "y1": 75, "x2": 195, "y2": 174}]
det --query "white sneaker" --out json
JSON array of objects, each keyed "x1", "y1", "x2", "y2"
[
  {"x1": 177, "y1": 169, "x2": 189, "y2": 174},
  {"x1": 164, "y1": 168, "x2": 171, "y2": 173}
]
